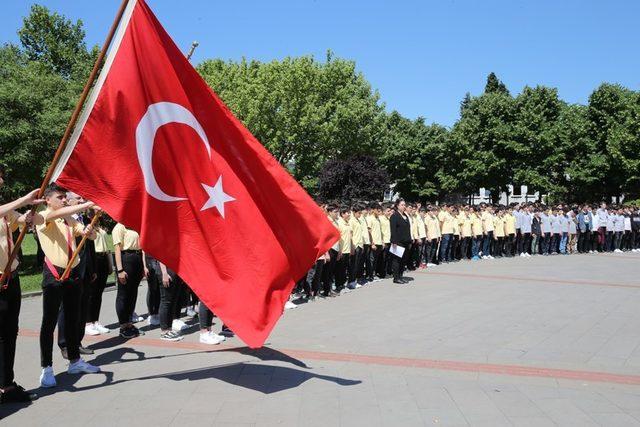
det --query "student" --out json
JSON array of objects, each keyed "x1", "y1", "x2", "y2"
[
  {"x1": 614, "y1": 209, "x2": 625, "y2": 253},
  {"x1": 493, "y1": 210, "x2": 506, "y2": 258},
  {"x1": 321, "y1": 205, "x2": 341, "y2": 298},
  {"x1": 155, "y1": 261, "x2": 185, "y2": 341},
  {"x1": 451, "y1": 208, "x2": 461, "y2": 261},
  {"x1": 481, "y1": 206, "x2": 495, "y2": 259},
  {"x1": 425, "y1": 207, "x2": 441, "y2": 266},
  {"x1": 470, "y1": 207, "x2": 483, "y2": 260},
  {"x1": 416, "y1": 207, "x2": 428, "y2": 268},
  {"x1": 0, "y1": 182, "x2": 42, "y2": 402},
  {"x1": 306, "y1": 252, "x2": 328, "y2": 300},
  {"x1": 540, "y1": 208, "x2": 552, "y2": 255},
  {"x1": 531, "y1": 210, "x2": 541, "y2": 255},
  {"x1": 605, "y1": 209, "x2": 616, "y2": 252},
  {"x1": 504, "y1": 208, "x2": 516, "y2": 257},
  {"x1": 368, "y1": 203, "x2": 383, "y2": 279},
  {"x1": 439, "y1": 206, "x2": 455, "y2": 263},
  {"x1": 360, "y1": 205, "x2": 373, "y2": 280},
  {"x1": 577, "y1": 205, "x2": 592, "y2": 253},
  {"x1": 144, "y1": 252, "x2": 160, "y2": 326},
  {"x1": 558, "y1": 210, "x2": 569, "y2": 254},
  {"x1": 85, "y1": 217, "x2": 112, "y2": 336},
  {"x1": 460, "y1": 208, "x2": 473, "y2": 260},
  {"x1": 335, "y1": 207, "x2": 353, "y2": 293},
  {"x1": 520, "y1": 206, "x2": 533, "y2": 257},
  {"x1": 379, "y1": 204, "x2": 392, "y2": 278},
  {"x1": 112, "y1": 222, "x2": 144, "y2": 338},
  {"x1": 596, "y1": 202, "x2": 608, "y2": 252},
  {"x1": 348, "y1": 206, "x2": 364, "y2": 289},
  {"x1": 198, "y1": 300, "x2": 226, "y2": 345},
  {"x1": 37, "y1": 184, "x2": 100, "y2": 388},
  {"x1": 549, "y1": 209, "x2": 562, "y2": 254},
  {"x1": 567, "y1": 209, "x2": 578, "y2": 254},
  {"x1": 631, "y1": 207, "x2": 640, "y2": 252},
  {"x1": 390, "y1": 199, "x2": 412, "y2": 284}
]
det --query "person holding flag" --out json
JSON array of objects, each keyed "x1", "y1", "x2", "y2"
[{"x1": 112, "y1": 222, "x2": 144, "y2": 339}]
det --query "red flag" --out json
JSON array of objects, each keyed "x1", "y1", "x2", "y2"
[{"x1": 53, "y1": 0, "x2": 339, "y2": 348}]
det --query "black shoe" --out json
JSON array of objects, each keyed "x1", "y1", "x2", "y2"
[
  {"x1": 219, "y1": 326, "x2": 234, "y2": 337},
  {"x1": 79, "y1": 345, "x2": 94, "y2": 355},
  {"x1": 61, "y1": 348, "x2": 68, "y2": 360},
  {"x1": 393, "y1": 279, "x2": 405, "y2": 284},
  {"x1": 119, "y1": 326, "x2": 138, "y2": 339},
  {"x1": 0, "y1": 383, "x2": 38, "y2": 403}
]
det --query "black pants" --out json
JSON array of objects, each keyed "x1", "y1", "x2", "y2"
[
  {"x1": 505, "y1": 234, "x2": 515, "y2": 257},
  {"x1": 58, "y1": 276, "x2": 89, "y2": 350},
  {"x1": 199, "y1": 301, "x2": 214, "y2": 329},
  {"x1": 88, "y1": 253, "x2": 110, "y2": 323},
  {"x1": 370, "y1": 245, "x2": 382, "y2": 278},
  {"x1": 460, "y1": 237, "x2": 471, "y2": 259},
  {"x1": 145, "y1": 255, "x2": 160, "y2": 316},
  {"x1": 515, "y1": 230, "x2": 522, "y2": 254},
  {"x1": 321, "y1": 249, "x2": 338, "y2": 295},
  {"x1": 307, "y1": 259, "x2": 325, "y2": 296},
  {"x1": 577, "y1": 230, "x2": 590, "y2": 253},
  {"x1": 377, "y1": 244, "x2": 390, "y2": 278},
  {"x1": 363, "y1": 244, "x2": 373, "y2": 278},
  {"x1": 40, "y1": 267, "x2": 81, "y2": 367},
  {"x1": 158, "y1": 270, "x2": 181, "y2": 330},
  {"x1": 391, "y1": 241, "x2": 411, "y2": 280},
  {"x1": 116, "y1": 251, "x2": 143, "y2": 325},
  {"x1": 335, "y1": 253, "x2": 350, "y2": 289},
  {"x1": 349, "y1": 247, "x2": 363, "y2": 283},
  {"x1": 385, "y1": 243, "x2": 393, "y2": 275},
  {"x1": 0, "y1": 275, "x2": 20, "y2": 387},
  {"x1": 521, "y1": 232, "x2": 532, "y2": 254},
  {"x1": 541, "y1": 233, "x2": 551, "y2": 254}
]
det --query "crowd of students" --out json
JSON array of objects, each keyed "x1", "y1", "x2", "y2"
[
  {"x1": 0, "y1": 167, "x2": 639, "y2": 403},
  {"x1": 294, "y1": 198, "x2": 640, "y2": 293}
]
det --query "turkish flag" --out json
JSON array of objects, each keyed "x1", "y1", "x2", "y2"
[{"x1": 53, "y1": 0, "x2": 339, "y2": 347}]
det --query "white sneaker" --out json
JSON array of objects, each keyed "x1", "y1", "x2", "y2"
[
  {"x1": 85, "y1": 323, "x2": 100, "y2": 336},
  {"x1": 172, "y1": 319, "x2": 189, "y2": 332},
  {"x1": 131, "y1": 312, "x2": 144, "y2": 323},
  {"x1": 94, "y1": 322, "x2": 110, "y2": 334},
  {"x1": 210, "y1": 332, "x2": 226, "y2": 342},
  {"x1": 186, "y1": 307, "x2": 197, "y2": 317},
  {"x1": 488, "y1": 255, "x2": 494, "y2": 260},
  {"x1": 147, "y1": 314, "x2": 160, "y2": 326},
  {"x1": 481, "y1": 256, "x2": 488, "y2": 260},
  {"x1": 519, "y1": 253, "x2": 525, "y2": 257},
  {"x1": 526, "y1": 253, "x2": 532, "y2": 257},
  {"x1": 427, "y1": 263, "x2": 436, "y2": 267},
  {"x1": 40, "y1": 366, "x2": 56, "y2": 388},
  {"x1": 589, "y1": 250, "x2": 594, "y2": 254},
  {"x1": 355, "y1": 283, "x2": 362, "y2": 289},
  {"x1": 68, "y1": 358, "x2": 100, "y2": 374},
  {"x1": 199, "y1": 332, "x2": 224, "y2": 345},
  {"x1": 284, "y1": 301, "x2": 297, "y2": 310}
]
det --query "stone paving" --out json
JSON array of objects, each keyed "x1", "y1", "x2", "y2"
[{"x1": 2, "y1": 252, "x2": 640, "y2": 426}]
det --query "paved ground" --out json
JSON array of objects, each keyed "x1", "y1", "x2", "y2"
[{"x1": 2, "y1": 252, "x2": 640, "y2": 426}]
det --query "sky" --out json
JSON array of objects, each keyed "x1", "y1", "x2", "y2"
[{"x1": 2, "y1": 0, "x2": 639, "y2": 126}]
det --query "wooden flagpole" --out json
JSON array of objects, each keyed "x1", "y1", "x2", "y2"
[
  {"x1": 59, "y1": 211, "x2": 102, "y2": 281},
  {"x1": 0, "y1": 0, "x2": 130, "y2": 287}
]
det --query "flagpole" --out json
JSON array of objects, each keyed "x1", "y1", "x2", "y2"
[
  {"x1": 0, "y1": 0, "x2": 131, "y2": 287},
  {"x1": 59, "y1": 211, "x2": 102, "y2": 282},
  {"x1": 186, "y1": 41, "x2": 199, "y2": 61}
]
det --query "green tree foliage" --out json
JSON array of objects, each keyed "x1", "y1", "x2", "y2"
[{"x1": 317, "y1": 155, "x2": 389, "y2": 202}]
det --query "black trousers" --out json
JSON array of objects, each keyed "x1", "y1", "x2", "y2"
[
  {"x1": 363, "y1": 244, "x2": 373, "y2": 278},
  {"x1": 157, "y1": 270, "x2": 181, "y2": 330},
  {"x1": 321, "y1": 249, "x2": 338, "y2": 295},
  {"x1": 460, "y1": 237, "x2": 471, "y2": 259},
  {"x1": 58, "y1": 276, "x2": 89, "y2": 349},
  {"x1": 145, "y1": 255, "x2": 160, "y2": 316},
  {"x1": 522, "y1": 232, "x2": 532, "y2": 254},
  {"x1": 391, "y1": 241, "x2": 411, "y2": 280},
  {"x1": 307, "y1": 259, "x2": 325, "y2": 296},
  {"x1": 385, "y1": 243, "x2": 393, "y2": 275},
  {"x1": 335, "y1": 253, "x2": 350, "y2": 289},
  {"x1": 577, "y1": 230, "x2": 591, "y2": 253},
  {"x1": 199, "y1": 301, "x2": 214, "y2": 329},
  {"x1": 515, "y1": 230, "x2": 522, "y2": 254},
  {"x1": 87, "y1": 253, "x2": 110, "y2": 323},
  {"x1": 377, "y1": 244, "x2": 390, "y2": 278},
  {"x1": 350, "y1": 247, "x2": 363, "y2": 282},
  {"x1": 116, "y1": 251, "x2": 143, "y2": 325},
  {"x1": 541, "y1": 232, "x2": 551, "y2": 254},
  {"x1": 40, "y1": 267, "x2": 81, "y2": 367},
  {"x1": 0, "y1": 275, "x2": 20, "y2": 387},
  {"x1": 370, "y1": 245, "x2": 382, "y2": 278}
]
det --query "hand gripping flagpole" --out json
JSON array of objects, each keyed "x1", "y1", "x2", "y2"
[
  {"x1": 0, "y1": 0, "x2": 131, "y2": 288},
  {"x1": 59, "y1": 211, "x2": 102, "y2": 282}
]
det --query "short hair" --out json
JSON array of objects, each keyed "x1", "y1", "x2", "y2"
[{"x1": 44, "y1": 183, "x2": 67, "y2": 198}]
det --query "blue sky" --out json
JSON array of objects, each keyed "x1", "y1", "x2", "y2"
[{"x1": 2, "y1": 0, "x2": 639, "y2": 126}]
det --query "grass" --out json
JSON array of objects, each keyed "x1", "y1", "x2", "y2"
[{"x1": 16, "y1": 232, "x2": 115, "y2": 293}]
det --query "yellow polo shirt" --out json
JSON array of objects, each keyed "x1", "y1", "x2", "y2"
[
  {"x1": 505, "y1": 214, "x2": 516, "y2": 235},
  {"x1": 482, "y1": 212, "x2": 495, "y2": 232},
  {"x1": 440, "y1": 212, "x2": 455, "y2": 235},
  {"x1": 471, "y1": 214, "x2": 483, "y2": 236},
  {"x1": 359, "y1": 216, "x2": 371, "y2": 245},
  {"x1": 94, "y1": 228, "x2": 110, "y2": 253},
  {"x1": 426, "y1": 215, "x2": 441, "y2": 240},
  {"x1": 494, "y1": 216, "x2": 506, "y2": 237},
  {"x1": 417, "y1": 214, "x2": 427, "y2": 239},
  {"x1": 349, "y1": 216, "x2": 364, "y2": 249},
  {"x1": 112, "y1": 223, "x2": 140, "y2": 251},
  {"x1": 369, "y1": 215, "x2": 383, "y2": 246},
  {"x1": 461, "y1": 216, "x2": 473, "y2": 237},
  {"x1": 379, "y1": 215, "x2": 391, "y2": 244},
  {"x1": 410, "y1": 214, "x2": 419, "y2": 239},
  {"x1": 337, "y1": 217, "x2": 352, "y2": 254},
  {"x1": 36, "y1": 208, "x2": 86, "y2": 268},
  {"x1": 0, "y1": 212, "x2": 20, "y2": 273}
]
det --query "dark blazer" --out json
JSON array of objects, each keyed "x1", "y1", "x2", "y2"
[{"x1": 390, "y1": 210, "x2": 412, "y2": 244}]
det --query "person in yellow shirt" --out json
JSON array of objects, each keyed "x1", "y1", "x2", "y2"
[
  {"x1": 37, "y1": 183, "x2": 100, "y2": 389},
  {"x1": 0, "y1": 170, "x2": 43, "y2": 402},
  {"x1": 335, "y1": 207, "x2": 353, "y2": 292},
  {"x1": 423, "y1": 206, "x2": 440, "y2": 266},
  {"x1": 112, "y1": 222, "x2": 144, "y2": 338},
  {"x1": 379, "y1": 203, "x2": 392, "y2": 278},
  {"x1": 470, "y1": 207, "x2": 484, "y2": 260},
  {"x1": 417, "y1": 207, "x2": 428, "y2": 267},
  {"x1": 85, "y1": 216, "x2": 112, "y2": 336},
  {"x1": 493, "y1": 209, "x2": 506, "y2": 258},
  {"x1": 368, "y1": 203, "x2": 384, "y2": 280},
  {"x1": 321, "y1": 205, "x2": 341, "y2": 297},
  {"x1": 504, "y1": 207, "x2": 517, "y2": 257},
  {"x1": 439, "y1": 205, "x2": 455, "y2": 263},
  {"x1": 481, "y1": 206, "x2": 495, "y2": 259},
  {"x1": 451, "y1": 207, "x2": 462, "y2": 261},
  {"x1": 348, "y1": 206, "x2": 364, "y2": 288},
  {"x1": 360, "y1": 204, "x2": 373, "y2": 281},
  {"x1": 460, "y1": 207, "x2": 473, "y2": 259}
]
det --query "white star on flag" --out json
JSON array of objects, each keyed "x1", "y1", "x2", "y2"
[{"x1": 201, "y1": 175, "x2": 235, "y2": 218}]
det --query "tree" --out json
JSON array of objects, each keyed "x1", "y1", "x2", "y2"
[
  {"x1": 484, "y1": 72, "x2": 510, "y2": 96},
  {"x1": 196, "y1": 53, "x2": 386, "y2": 191},
  {"x1": 317, "y1": 155, "x2": 389, "y2": 202}
]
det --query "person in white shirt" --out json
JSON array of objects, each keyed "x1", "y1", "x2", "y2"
[{"x1": 596, "y1": 202, "x2": 609, "y2": 252}]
